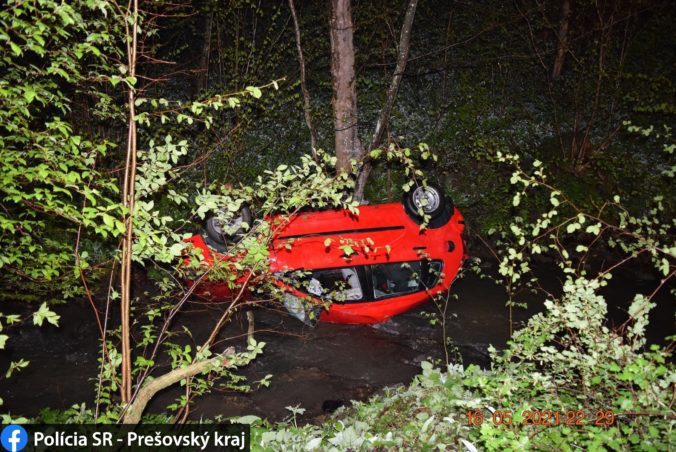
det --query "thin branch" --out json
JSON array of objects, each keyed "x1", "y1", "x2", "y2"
[
  {"x1": 288, "y1": 0, "x2": 318, "y2": 157},
  {"x1": 354, "y1": 0, "x2": 418, "y2": 200},
  {"x1": 551, "y1": 0, "x2": 571, "y2": 80},
  {"x1": 120, "y1": 0, "x2": 139, "y2": 405},
  {"x1": 369, "y1": 0, "x2": 418, "y2": 152}
]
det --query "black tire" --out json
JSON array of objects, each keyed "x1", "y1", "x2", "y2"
[
  {"x1": 403, "y1": 183, "x2": 454, "y2": 229},
  {"x1": 204, "y1": 204, "x2": 253, "y2": 247},
  {"x1": 427, "y1": 201, "x2": 454, "y2": 229}
]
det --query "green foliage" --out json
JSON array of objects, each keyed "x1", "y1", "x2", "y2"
[
  {"x1": 253, "y1": 154, "x2": 674, "y2": 450},
  {"x1": 131, "y1": 135, "x2": 191, "y2": 264},
  {"x1": 256, "y1": 308, "x2": 671, "y2": 450},
  {"x1": 165, "y1": 341, "x2": 267, "y2": 414},
  {"x1": 84, "y1": 77, "x2": 288, "y2": 419},
  {"x1": 487, "y1": 149, "x2": 673, "y2": 313},
  {"x1": 183, "y1": 150, "x2": 359, "y2": 289},
  {"x1": 468, "y1": 288, "x2": 673, "y2": 451},
  {"x1": 0, "y1": 0, "x2": 123, "y2": 357}
]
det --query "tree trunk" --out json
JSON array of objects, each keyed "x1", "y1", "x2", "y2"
[
  {"x1": 192, "y1": 9, "x2": 214, "y2": 97},
  {"x1": 552, "y1": 0, "x2": 571, "y2": 80},
  {"x1": 330, "y1": 0, "x2": 363, "y2": 173}
]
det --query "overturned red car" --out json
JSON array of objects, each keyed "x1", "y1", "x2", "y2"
[{"x1": 186, "y1": 184, "x2": 465, "y2": 325}]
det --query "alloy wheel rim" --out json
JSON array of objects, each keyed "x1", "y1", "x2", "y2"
[{"x1": 412, "y1": 186, "x2": 440, "y2": 212}]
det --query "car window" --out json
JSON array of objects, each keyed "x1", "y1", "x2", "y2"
[
  {"x1": 298, "y1": 267, "x2": 364, "y2": 302},
  {"x1": 371, "y1": 260, "x2": 443, "y2": 299}
]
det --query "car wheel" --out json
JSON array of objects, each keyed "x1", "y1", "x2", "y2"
[
  {"x1": 427, "y1": 201, "x2": 454, "y2": 228},
  {"x1": 204, "y1": 204, "x2": 253, "y2": 247},
  {"x1": 403, "y1": 183, "x2": 454, "y2": 228}
]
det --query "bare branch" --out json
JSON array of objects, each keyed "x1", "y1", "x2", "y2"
[
  {"x1": 354, "y1": 0, "x2": 418, "y2": 200},
  {"x1": 551, "y1": 0, "x2": 571, "y2": 79},
  {"x1": 288, "y1": 0, "x2": 318, "y2": 157},
  {"x1": 369, "y1": 0, "x2": 418, "y2": 152},
  {"x1": 121, "y1": 348, "x2": 235, "y2": 424},
  {"x1": 119, "y1": 0, "x2": 139, "y2": 405}
]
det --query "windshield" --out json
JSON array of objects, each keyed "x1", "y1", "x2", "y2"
[{"x1": 285, "y1": 260, "x2": 442, "y2": 303}]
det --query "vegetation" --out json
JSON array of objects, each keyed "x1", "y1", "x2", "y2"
[
  {"x1": 0, "y1": 0, "x2": 673, "y2": 450},
  {"x1": 253, "y1": 153, "x2": 675, "y2": 451}
]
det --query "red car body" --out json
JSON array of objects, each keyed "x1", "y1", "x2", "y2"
[{"x1": 186, "y1": 202, "x2": 465, "y2": 324}]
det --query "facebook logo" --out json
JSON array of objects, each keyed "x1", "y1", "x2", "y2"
[{"x1": 1, "y1": 425, "x2": 27, "y2": 452}]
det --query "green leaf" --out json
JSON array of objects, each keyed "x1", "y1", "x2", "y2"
[
  {"x1": 23, "y1": 87, "x2": 36, "y2": 103},
  {"x1": 341, "y1": 245, "x2": 354, "y2": 256},
  {"x1": 246, "y1": 86, "x2": 262, "y2": 99},
  {"x1": 102, "y1": 214, "x2": 114, "y2": 228},
  {"x1": 512, "y1": 193, "x2": 521, "y2": 206},
  {"x1": 566, "y1": 222, "x2": 580, "y2": 233},
  {"x1": 233, "y1": 415, "x2": 262, "y2": 425},
  {"x1": 585, "y1": 223, "x2": 601, "y2": 235},
  {"x1": 169, "y1": 242, "x2": 184, "y2": 256},
  {"x1": 660, "y1": 258, "x2": 669, "y2": 276},
  {"x1": 5, "y1": 359, "x2": 29, "y2": 378},
  {"x1": 33, "y1": 303, "x2": 60, "y2": 327},
  {"x1": 10, "y1": 41, "x2": 22, "y2": 56}
]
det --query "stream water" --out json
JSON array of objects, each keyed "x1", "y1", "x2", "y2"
[{"x1": 1, "y1": 260, "x2": 672, "y2": 424}]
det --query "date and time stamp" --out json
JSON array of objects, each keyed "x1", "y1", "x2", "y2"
[{"x1": 465, "y1": 408, "x2": 619, "y2": 428}]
